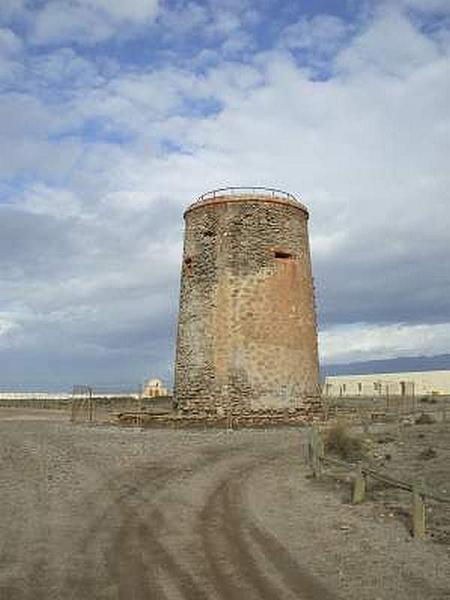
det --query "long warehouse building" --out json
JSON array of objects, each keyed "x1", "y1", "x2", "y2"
[{"x1": 324, "y1": 370, "x2": 450, "y2": 397}]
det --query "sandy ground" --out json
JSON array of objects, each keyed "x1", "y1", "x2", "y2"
[
  {"x1": 362, "y1": 421, "x2": 450, "y2": 546},
  {"x1": 0, "y1": 407, "x2": 449, "y2": 600}
]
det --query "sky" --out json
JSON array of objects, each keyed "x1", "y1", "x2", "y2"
[{"x1": 0, "y1": 0, "x2": 449, "y2": 390}]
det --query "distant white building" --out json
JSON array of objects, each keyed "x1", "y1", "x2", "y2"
[
  {"x1": 0, "y1": 392, "x2": 71, "y2": 400},
  {"x1": 324, "y1": 370, "x2": 450, "y2": 397},
  {"x1": 142, "y1": 378, "x2": 169, "y2": 398}
]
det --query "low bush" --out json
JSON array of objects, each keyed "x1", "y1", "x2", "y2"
[
  {"x1": 418, "y1": 447, "x2": 437, "y2": 460},
  {"x1": 420, "y1": 396, "x2": 438, "y2": 404},
  {"x1": 324, "y1": 422, "x2": 366, "y2": 461},
  {"x1": 415, "y1": 412, "x2": 435, "y2": 425}
]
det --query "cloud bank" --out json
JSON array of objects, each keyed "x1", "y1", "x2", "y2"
[{"x1": 0, "y1": 0, "x2": 449, "y2": 388}]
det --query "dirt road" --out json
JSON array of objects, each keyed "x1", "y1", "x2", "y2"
[{"x1": 0, "y1": 409, "x2": 449, "y2": 600}]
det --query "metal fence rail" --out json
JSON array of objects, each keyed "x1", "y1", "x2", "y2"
[{"x1": 197, "y1": 186, "x2": 298, "y2": 201}]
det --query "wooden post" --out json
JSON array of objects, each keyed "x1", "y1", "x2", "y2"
[
  {"x1": 312, "y1": 426, "x2": 323, "y2": 479},
  {"x1": 307, "y1": 427, "x2": 318, "y2": 477},
  {"x1": 412, "y1": 483, "x2": 426, "y2": 539},
  {"x1": 301, "y1": 431, "x2": 308, "y2": 464},
  {"x1": 352, "y1": 465, "x2": 366, "y2": 504},
  {"x1": 361, "y1": 409, "x2": 370, "y2": 436},
  {"x1": 396, "y1": 411, "x2": 402, "y2": 439},
  {"x1": 88, "y1": 388, "x2": 93, "y2": 423},
  {"x1": 307, "y1": 427, "x2": 314, "y2": 472},
  {"x1": 227, "y1": 411, "x2": 232, "y2": 431},
  {"x1": 323, "y1": 397, "x2": 329, "y2": 421}
]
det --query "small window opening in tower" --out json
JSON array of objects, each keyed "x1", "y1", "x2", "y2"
[
  {"x1": 274, "y1": 250, "x2": 293, "y2": 260},
  {"x1": 184, "y1": 257, "x2": 193, "y2": 272}
]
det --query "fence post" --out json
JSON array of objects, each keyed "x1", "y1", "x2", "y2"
[
  {"x1": 352, "y1": 465, "x2": 366, "y2": 504},
  {"x1": 88, "y1": 388, "x2": 93, "y2": 423},
  {"x1": 307, "y1": 427, "x2": 315, "y2": 475},
  {"x1": 312, "y1": 426, "x2": 323, "y2": 479},
  {"x1": 301, "y1": 430, "x2": 308, "y2": 464},
  {"x1": 360, "y1": 409, "x2": 370, "y2": 435},
  {"x1": 396, "y1": 410, "x2": 402, "y2": 439},
  {"x1": 306, "y1": 427, "x2": 314, "y2": 469},
  {"x1": 412, "y1": 482, "x2": 426, "y2": 539}
]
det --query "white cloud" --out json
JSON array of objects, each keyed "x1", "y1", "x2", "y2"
[
  {"x1": 29, "y1": 47, "x2": 102, "y2": 88},
  {"x1": 30, "y1": 3, "x2": 113, "y2": 45},
  {"x1": 395, "y1": 0, "x2": 450, "y2": 12},
  {"x1": 84, "y1": 0, "x2": 159, "y2": 22},
  {"x1": 0, "y1": 28, "x2": 22, "y2": 55},
  {"x1": 337, "y1": 7, "x2": 440, "y2": 76},
  {"x1": 0, "y1": 28, "x2": 23, "y2": 82},
  {"x1": 221, "y1": 30, "x2": 255, "y2": 57},
  {"x1": 0, "y1": 93, "x2": 54, "y2": 136},
  {"x1": 311, "y1": 231, "x2": 348, "y2": 259},
  {"x1": 282, "y1": 15, "x2": 350, "y2": 54},
  {"x1": 0, "y1": 0, "x2": 26, "y2": 21},
  {"x1": 21, "y1": 184, "x2": 83, "y2": 218},
  {"x1": 29, "y1": 0, "x2": 159, "y2": 45},
  {"x1": 319, "y1": 323, "x2": 450, "y2": 364},
  {"x1": 0, "y1": 3, "x2": 449, "y2": 383},
  {"x1": 0, "y1": 312, "x2": 22, "y2": 349}
]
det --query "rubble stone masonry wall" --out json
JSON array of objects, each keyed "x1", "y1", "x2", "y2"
[{"x1": 174, "y1": 193, "x2": 320, "y2": 417}]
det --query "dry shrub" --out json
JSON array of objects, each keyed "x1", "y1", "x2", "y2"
[
  {"x1": 415, "y1": 412, "x2": 435, "y2": 425},
  {"x1": 418, "y1": 447, "x2": 437, "y2": 460},
  {"x1": 325, "y1": 421, "x2": 365, "y2": 461},
  {"x1": 420, "y1": 396, "x2": 438, "y2": 404}
]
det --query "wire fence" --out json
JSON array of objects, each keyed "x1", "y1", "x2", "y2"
[
  {"x1": 302, "y1": 425, "x2": 450, "y2": 541},
  {"x1": 322, "y1": 394, "x2": 450, "y2": 425},
  {"x1": 71, "y1": 386, "x2": 174, "y2": 424},
  {"x1": 0, "y1": 382, "x2": 173, "y2": 417}
]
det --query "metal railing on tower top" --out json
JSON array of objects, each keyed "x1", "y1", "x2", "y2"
[{"x1": 196, "y1": 186, "x2": 299, "y2": 203}]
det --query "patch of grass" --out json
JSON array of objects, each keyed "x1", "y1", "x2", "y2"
[{"x1": 324, "y1": 422, "x2": 366, "y2": 461}]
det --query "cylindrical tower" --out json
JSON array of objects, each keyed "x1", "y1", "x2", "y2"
[{"x1": 174, "y1": 187, "x2": 320, "y2": 414}]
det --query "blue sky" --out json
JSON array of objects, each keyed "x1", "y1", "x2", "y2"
[{"x1": 0, "y1": 0, "x2": 449, "y2": 389}]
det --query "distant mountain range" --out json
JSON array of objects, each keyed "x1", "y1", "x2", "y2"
[{"x1": 321, "y1": 354, "x2": 450, "y2": 378}]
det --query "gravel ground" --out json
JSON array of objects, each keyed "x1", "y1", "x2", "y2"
[
  {"x1": 366, "y1": 422, "x2": 450, "y2": 545},
  {"x1": 0, "y1": 407, "x2": 449, "y2": 600}
]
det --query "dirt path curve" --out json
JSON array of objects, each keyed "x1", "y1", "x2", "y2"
[
  {"x1": 63, "y1": 442, "x2": 333, "y2": 600},
  {"x1": 0, "y1": 416, "x2": 335, "y2": 600},
  {"x1": 199, "y1": 455, "x2": 337, "y2": 600},
  {"x1": 0, "y1": 412, "x2": 449, "y2": 600}
]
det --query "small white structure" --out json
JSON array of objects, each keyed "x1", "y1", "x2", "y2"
[
  {"x1": 324, "y1": 370, "x2": 450, "y2": 397},
  {"x1": 142, "y1": 378, "x2": 168, "y2": 398}
]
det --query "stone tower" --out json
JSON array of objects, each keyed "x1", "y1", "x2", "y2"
[{"x1": 174, "y1": 187, "x2": 320, "y2": 415}]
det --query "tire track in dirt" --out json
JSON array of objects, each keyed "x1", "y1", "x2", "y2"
[
  {"x1": 200, "y1": 476, "x2": 283, "y2": 600},
  {"x1": 99, "y1": 484, "x2": 211, "y2": 600},
  {"x1": 64, "y1": 464, "x2": 169, "y2": 599},
  {"x1": 64, "y1": 466, "x2": 196, "y2": 599},
  {"x1": 64, "y1": 443, "x2": 249, "y2": 599},
  {"x1": 0, "y1": 433, "x2": 54, "y2": 600},
  {"x1": 199, "y1": 452, "x2": 338, "y2": 600},
  {"x1": 3, "y1": 424, "x2": 332, "y2": 600},
  {"x1": 243, "y1": 497, "x2": 338, "y2": 600}
]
